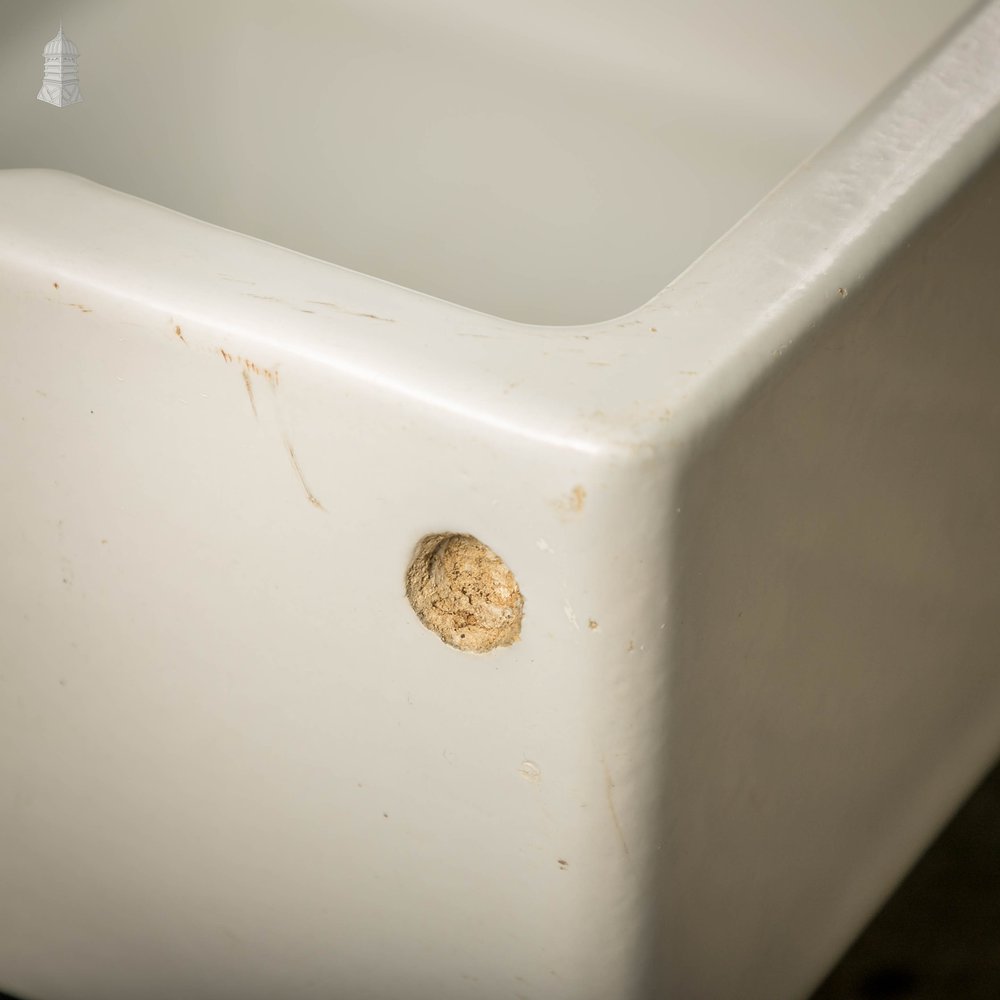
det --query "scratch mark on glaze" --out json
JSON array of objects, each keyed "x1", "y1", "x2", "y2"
[
  {"x1": 519, "y1": 761, "x2": 541, "y2": 783},
  {"x1": 243, "y1": 292, "x2": 284, "y2": 303},
  {"x1": 306, "y1": 301, "x2": 396, "y2": 323},
  {"x1": 68, "y1": 303, "x2": 92, "y2": 313},
  {"x1": 242, "y1": 370, "x2": 257, "y2": 418},
  {"x1": 603, "y1": 759, "x2": 630, "y2": 860},
  {"x1": 285, "y1": 441, "x2": 326, "y2": 511},
  {"x1": 218, "y1": 274, "x2": 256, "y2": 285},
  {"x1": 173, "y1": 324, "x2": 187, "y2": 346},
  {"x1": 564, "y1": 599, "x2": 580, "y2": 630}
]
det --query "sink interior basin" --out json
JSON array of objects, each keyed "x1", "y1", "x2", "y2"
[{"x1": 0, "y1": 0, "x2": 979, "y2": 323}]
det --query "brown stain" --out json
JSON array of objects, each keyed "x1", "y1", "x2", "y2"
[
  {"x1": 650, "y1": 326, "x2": 657, "y2": 332},
  {"x1": 242, "y1": 370, "x2": 258, "y2": 418},
  {"x1": 602, "y1": 759, "x2": 630, "y2": 860},
  {"x1": 587, "y1": 619, "x2": 599, "y2": 630},
  {"x1": 68, "y1": 303, "x2": 92, "y2": 313},
  {"x1": 286, "y1": 441, "x2": 326, "y2": 511},
  {"x1": 173, "y1": 324, "x2": 187, "y2": 346},
  {"x1": 218, "y1": 349, "x2": 280, "y2": 388},
  {"x1": 306, "y1": 300, "x2": 395, "y2": 323},
  {"x1": 299, "y1": 309, "x2": 316, "y2": 314},
  {"x1": 838, "y1": 286, "x2": 848, "y2": 298},
  {"x1": 243, "y1": 357, "x2": 279, "y2": 388},
  {"x1": 553, "y1": 484, "x2": 587, "y2": 518},
  {"x1": 52, "y1": 282, "x2": 59, "y2": 289},
  {"x1": 557, "y1": 859, "x2": 569, "y2": 870}
]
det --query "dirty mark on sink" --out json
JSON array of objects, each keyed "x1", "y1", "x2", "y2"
[
  {"x1": 173, "y1": 324, "x2": 188, "y2": 346},
  {"x1": 554, "y1": 485, "x2": 586, "y2": 518},
  {"x1": 218, "y1": 348, "x2": 280, "y2": 389},
  {"x1": 242, "y1": 370, "x2": 258, "y2": 418},
  {"x1": 602, "y1": 758, "x2": 631, "y2": 860},
  {"x1": 306, "y1": 301, "x2": 396, "y2": 323},
  {"x1": 285, "y1": 440, "x2": 326, "y2": 511}
]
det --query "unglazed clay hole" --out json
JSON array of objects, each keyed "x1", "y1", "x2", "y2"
[{"x1": 405, "y1": 533, "x2": 523, "y2": 653}]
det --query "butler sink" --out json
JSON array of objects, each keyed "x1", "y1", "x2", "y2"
[{"x1": 2, "y1": 2, "x2": 1000, "y2": 999}]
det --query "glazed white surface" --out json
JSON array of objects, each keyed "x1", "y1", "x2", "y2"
[
  {"x1": 0, "y1": 0, "x2": 978, "y2": 322},
  {"x1": 2, "y1": 3, "x2": 1000, "y2": 1000}
]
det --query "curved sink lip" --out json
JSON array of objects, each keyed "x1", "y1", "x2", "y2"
[{"x1": 1, "y1": 2, "x2": 998, "y2": 460}]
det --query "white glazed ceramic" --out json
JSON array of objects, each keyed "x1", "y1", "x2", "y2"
[{"x1": 2, "y1": 3, "x2": 1000, "y2": 999}]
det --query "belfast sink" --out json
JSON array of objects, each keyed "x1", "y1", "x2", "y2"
[{"x1": 2, "y1": 2, "x2": 1000, "y2": 999}]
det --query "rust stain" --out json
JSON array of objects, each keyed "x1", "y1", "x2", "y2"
[
  {"x1": 173, "y1": 324, "x2": 187, "y2": 346},
  {"x1": 602, "y1": 759, "x2": 630, "y2": 860},
  {"x1": 220, "y1": 348, "x2": 280, "y2": 390},
  {"x1": 242, "y1": 370, "x2": 257, "y2": 418},
  {"x1": 285, "y1": 441, "x2": 326, "y2": 511},
  {"x1": 243, "y1": 357, "x2": 279, "y2": 388}
]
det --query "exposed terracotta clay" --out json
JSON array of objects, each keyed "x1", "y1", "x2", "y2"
[{"x1": 405, "y1": 533, "x2": 523, "y2": 653}]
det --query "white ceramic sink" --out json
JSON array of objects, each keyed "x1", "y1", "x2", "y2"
[{"x1": 2, "y1": 2, "x2": 1000, "y2": 999}]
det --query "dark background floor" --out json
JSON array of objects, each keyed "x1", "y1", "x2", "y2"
[
  {"x1": 809, "y1": 755, "x2": 1000, "y2": 1000},
  {"x1": 3, "y1": 758, "x2": 1000, "y2": 1000}
]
